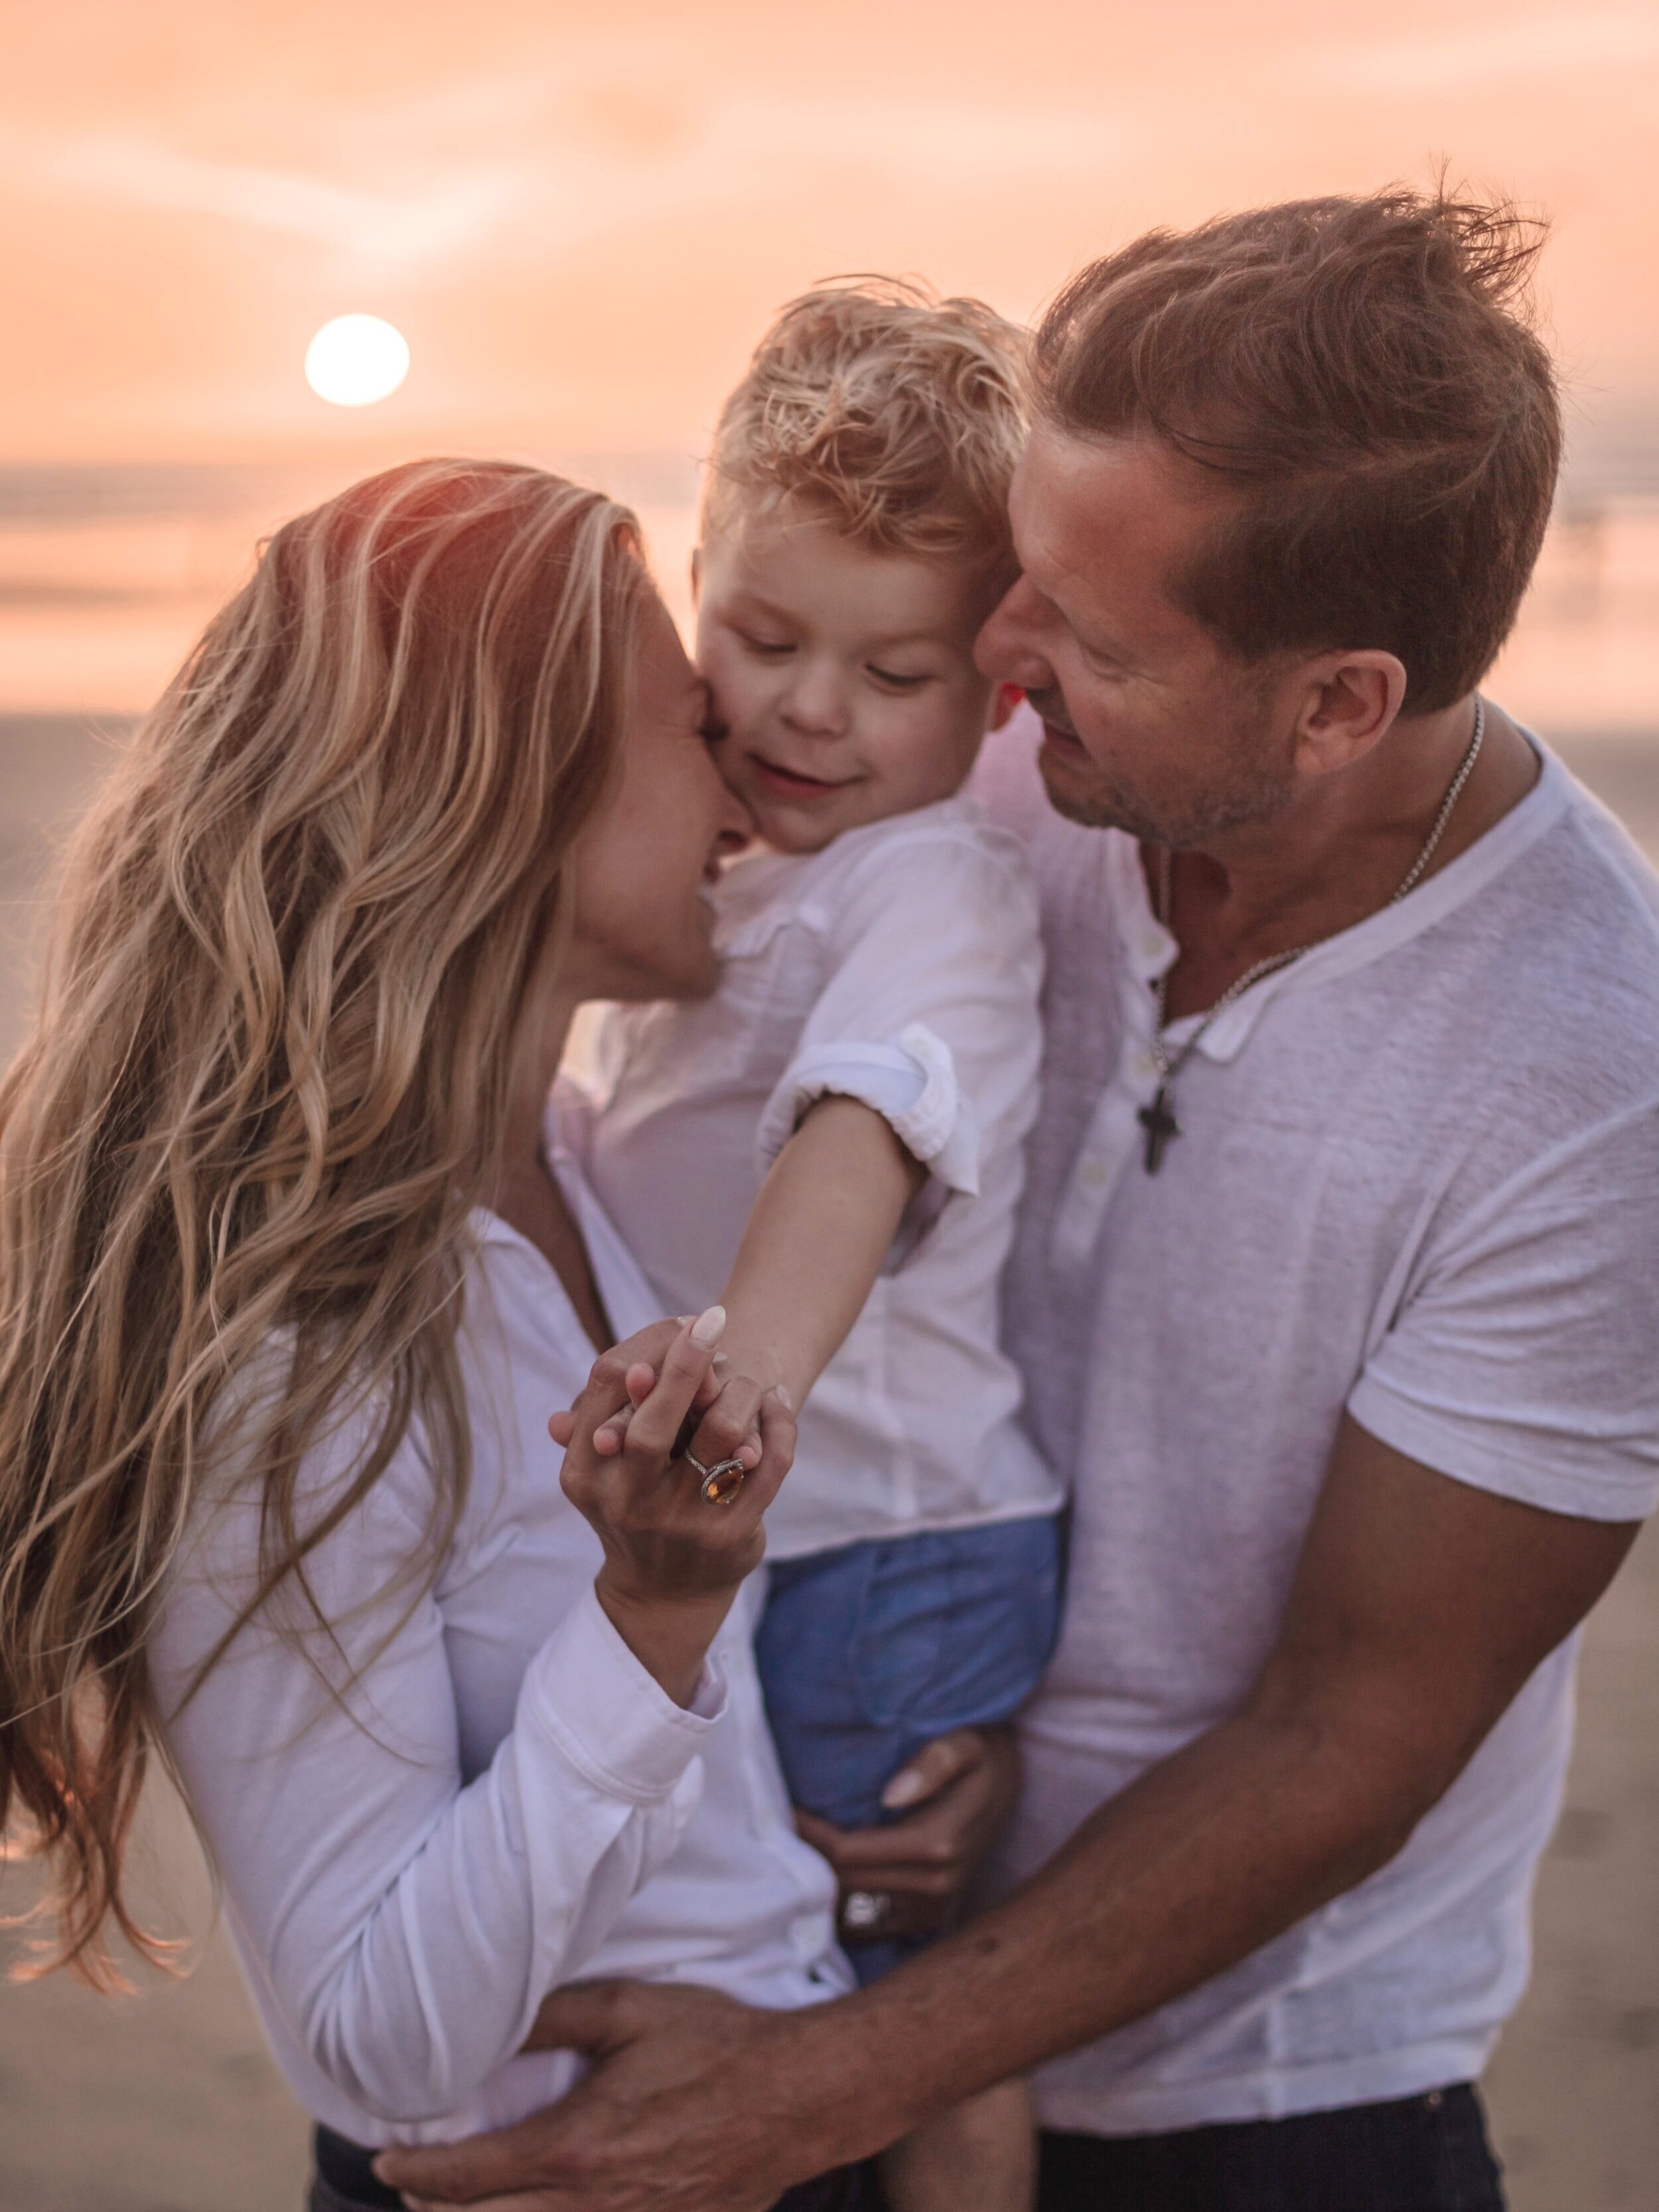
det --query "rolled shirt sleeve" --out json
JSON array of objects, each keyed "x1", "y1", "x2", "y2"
[
  {"x1": 1348, "y1": 1096, "x2": 1659, "y2": 1520},
  {"x1": 753, "y1": 824, "x2": 1043, "y2": 1205},
  {"x1": 154, "y1": 1414, "x2": 725, "y2": 2128}
]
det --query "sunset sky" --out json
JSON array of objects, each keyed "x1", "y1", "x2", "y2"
[
  {"x1": 1, "y1": 1, "x2": 1656, "y2": 721},
  {"x1": 5, "y1": 0, "x2": 1658, "y2": 465}
]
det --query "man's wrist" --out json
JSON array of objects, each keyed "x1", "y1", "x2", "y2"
[{"x1": 762, "y1": 1987, "x2": 928, "y2": 2173}]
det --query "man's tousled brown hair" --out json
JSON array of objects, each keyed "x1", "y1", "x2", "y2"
[{"x1": 1032, "y1": 187, "x2": 1562, "y2": 712}]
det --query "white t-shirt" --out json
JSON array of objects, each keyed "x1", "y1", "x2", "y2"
[
  {"x1": 151, "y1": 1138, "x2": 849, "y2": 2150},
  {"x1": 571, "y1": 794, "x2": 1062, "y2": 1559},
  {"x1": 974, "y1": 713, "x2": 1659, "y2": 2134}
]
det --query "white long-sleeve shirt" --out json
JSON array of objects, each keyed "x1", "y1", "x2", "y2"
[
  {"x1": 570, "y1": 794, "x2": 1064, "y2": 1559},
  {"x1": 151, "y1": 1142, "x2": 849, "y2": 2148}
]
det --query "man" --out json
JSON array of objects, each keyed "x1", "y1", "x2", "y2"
[{"x1": 382, "y1": 188, "x2": 1659, "y2": 2212}]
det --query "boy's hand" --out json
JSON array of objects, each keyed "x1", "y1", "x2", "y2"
[
  {"x1": 547, "y1": 1317, "x2": 711, "y2": 1451},
  {"x1": 796, "y1": 1727, "x2": 1021, "y2": 1943},
  {"x1": 555, "y1": 1331, "x2": 786, "y2": 1494},
  {"x1": 676, "y1": 1333, "x2": 790, "y2": 1493}
]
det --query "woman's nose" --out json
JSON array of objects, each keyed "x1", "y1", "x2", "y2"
[{"x1": 975, "y1": 574, "x2": 1058, "y2": 692}]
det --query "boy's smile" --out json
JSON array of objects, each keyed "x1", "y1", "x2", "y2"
[
  {"x1": 695, "y1": 505, "x2": 1011, "y2": 855},
  {"x1": 747, "y1": 757, "x2": 859, "y2": 798}
]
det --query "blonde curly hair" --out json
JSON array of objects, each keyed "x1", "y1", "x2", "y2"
[
  {"x1": 702, "y1": 276, "x2": 1029, "y2": 567},
  {"x1": 0, "y1": 458, "x2": 650, "y2": 1986}
]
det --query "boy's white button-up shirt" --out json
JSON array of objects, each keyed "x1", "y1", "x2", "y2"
[
  {"x1": 569, "y1": 794, "x2": 1063, "y2": 1559},
  {"x1": 151, "y1": 1146, "x2": 849, "y2": 2149}
]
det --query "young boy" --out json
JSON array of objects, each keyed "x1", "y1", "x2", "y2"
[{"x1": 571, "y1": 280, "x2": 1061, "y2": 2211}]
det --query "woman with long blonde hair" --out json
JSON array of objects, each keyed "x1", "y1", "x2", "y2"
[{"x1": 0, "y1": 459, "x2": 870, "y2": 2209}]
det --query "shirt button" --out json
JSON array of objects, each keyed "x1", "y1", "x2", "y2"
[{"x1": 1079, "y1": 1159, "x2": 1109, "y2": 1190}]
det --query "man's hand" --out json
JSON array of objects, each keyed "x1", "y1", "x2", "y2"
[
  {"x1": 381, "y1": 1423, "x2": 1641, "y2": 2211},
  {"x1": 376, "y1": 1983, "x2": 831, "y2": 2212},
  {"x1": 797, "y1": 1727, "x2": 1020, "y2": 1944}
]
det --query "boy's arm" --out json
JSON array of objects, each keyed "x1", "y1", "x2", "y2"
[{"x1": 687, "y1": 1095, "x2": 926, "y2": 1457}]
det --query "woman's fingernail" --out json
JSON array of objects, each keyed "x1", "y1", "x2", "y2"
[
  {"x1": 690, "y1": 1304, "x2": 726, "y2": 1349},
  {"x1": 773, "y1": 1384, "x2": 794, "y2": 1412},
  {"x1": 882, "y1": 1767, "x2": 926, "y2": 1810}
]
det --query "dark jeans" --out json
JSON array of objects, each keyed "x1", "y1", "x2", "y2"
[
  {"x1": 308, "y1": 2123, "x2": 885, "y2": 2212},
  {"x1": 1039, "y1": 2085, "x2": 1506, "y2": 2212}
]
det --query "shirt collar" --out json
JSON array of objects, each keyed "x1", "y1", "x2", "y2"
[{"x1": 1102, "y1": 731, "x2": 1569, "y2": 1067}]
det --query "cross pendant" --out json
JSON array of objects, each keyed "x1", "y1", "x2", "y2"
[{"x1": 1138, "y1": 1084, "x2": 1180, "y2": 1173}]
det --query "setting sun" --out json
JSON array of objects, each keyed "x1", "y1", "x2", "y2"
[{"x1": 303, "y1": 314, "x2": 410, "y2": 407}]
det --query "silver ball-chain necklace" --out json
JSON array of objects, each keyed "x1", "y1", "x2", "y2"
[{"x1": 1137, "y1": 695, "x2": 1486, "y2": 1174}]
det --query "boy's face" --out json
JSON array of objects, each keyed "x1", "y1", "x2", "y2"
[{"x1": 695, "y1": 506, "x2": 1007, "y2": 854}]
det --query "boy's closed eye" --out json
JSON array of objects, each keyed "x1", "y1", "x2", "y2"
[{"x1": 866, "y1": 664, "x2": 934, "y2": 692}]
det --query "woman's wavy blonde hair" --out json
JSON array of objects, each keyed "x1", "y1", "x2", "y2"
[{"x1": 0, "y1": 457, "x2": 650, "y2": 1985}]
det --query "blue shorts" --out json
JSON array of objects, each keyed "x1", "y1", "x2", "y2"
[{"x1": 755, "y1": 1512, "x2": 1064, "y2": 1982}]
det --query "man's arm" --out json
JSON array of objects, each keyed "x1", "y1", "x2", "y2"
[{"x1": 380, "y1": 1417, "x2": 1637, "y2": 2211}]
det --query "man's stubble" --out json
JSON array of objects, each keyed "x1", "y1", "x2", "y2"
[{"x1": 1025, "y1": 680, "x2": 1295, "y2": 851}]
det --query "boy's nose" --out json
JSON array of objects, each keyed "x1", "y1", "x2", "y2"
[
  {"x1": 975, "y1": 573, "x2": 1058, "y2": 692},
  {"x1": 780, "y1": 658, "x2": 849, "y2": 737}
]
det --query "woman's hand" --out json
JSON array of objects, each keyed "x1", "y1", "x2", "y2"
[
  {"x1": 796, "y1": 1726, "x2": 1022, "y2": 1944},
  {"x1": 565, "y1": 1327, "x2": 787, "y2": 1526},
  {"x1": 552, "y1": 1309, "x2": 796, "y2": 1706}
]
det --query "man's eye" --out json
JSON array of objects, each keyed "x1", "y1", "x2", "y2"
[{"x1": 867, "y1": 665, "x2": 930, "y2": 690}]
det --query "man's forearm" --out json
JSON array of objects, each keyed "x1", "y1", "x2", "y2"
[
  {"x1": 380, "y1": 1430, "x2": 1635, "y2": 2212},
  {"x1": 768, "y1": 1696, "x2": 1435, "y2": 2168}
]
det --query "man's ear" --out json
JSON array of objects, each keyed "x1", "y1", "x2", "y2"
[{"x1": 1289, "y1": 651, "x2": 1407, "y2": 778}]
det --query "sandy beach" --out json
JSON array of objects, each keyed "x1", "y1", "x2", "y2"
[{"x1": 1, "y1": 713, "x2": 1655, "y2": 2212}]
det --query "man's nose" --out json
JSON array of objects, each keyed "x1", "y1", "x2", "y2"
[{"x1": 975, "y1": 573, "x2": 1058, "y2": 690}]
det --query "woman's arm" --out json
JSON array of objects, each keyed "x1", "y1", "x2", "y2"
[{"x1": 153, "y1": 1321, "x2": 791, "y2": 2130}]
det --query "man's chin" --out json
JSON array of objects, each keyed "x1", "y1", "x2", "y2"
[{"x1": 1035, "y1": 739, "x2": 1144, "y2": 836}]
